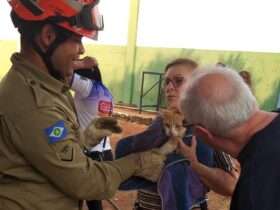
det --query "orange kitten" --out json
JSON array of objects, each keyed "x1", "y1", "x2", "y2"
[{"x1": 158, "y1": 109, "x2": 186, "y2": 155}]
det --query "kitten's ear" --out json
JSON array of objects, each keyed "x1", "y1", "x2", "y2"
[
  {"x1": 174, "y1": 109, "x2": 181, "y2": 115},
  {"x1": 169, "y1": 107, "x2": 181, "y2": 115}
]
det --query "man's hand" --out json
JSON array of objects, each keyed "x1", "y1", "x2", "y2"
[
  {"x1": 134, "y1": 149, "x2": 166, "y2": 182},
  {"x1": 84, "y1": 117, "x2": 122, "y2": 147}
]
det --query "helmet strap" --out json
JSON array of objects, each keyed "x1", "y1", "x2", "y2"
[
  {"x1": 11, "y1": 11, "x2": 74, "y2": 81},
  {"x1": 31, "y1": 24, "x2": 73, "y2": 81}
]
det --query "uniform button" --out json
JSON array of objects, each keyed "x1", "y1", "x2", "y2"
[{"x1": 72, "y1": 123, "x2": 79, "y2": 130}]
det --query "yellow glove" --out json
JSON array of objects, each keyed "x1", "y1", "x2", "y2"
[
  {"x1": 134, "y1": 149, "x2": 166, "y2": 182},
  {"x1": 84, "y1": 117, "x2": 122, "y2": 147}
]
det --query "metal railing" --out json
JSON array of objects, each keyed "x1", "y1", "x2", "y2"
[{"x1": 139, "y1": 71, "x2": 163, "y2": 113}]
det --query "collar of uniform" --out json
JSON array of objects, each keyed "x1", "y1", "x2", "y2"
[{"x1": 11, "y1": 53, "x2": 70, "y2": 94}]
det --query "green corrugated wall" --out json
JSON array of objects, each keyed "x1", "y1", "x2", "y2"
[{"x1": 1, "y1": 42, "x2": 280, "y2": 111}]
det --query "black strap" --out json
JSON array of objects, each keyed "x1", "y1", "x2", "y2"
[{"x1": 19, "y1": 0, "x2": 43, "y2": 15}]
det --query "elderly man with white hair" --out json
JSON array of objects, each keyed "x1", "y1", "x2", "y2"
[{"x1": 178, "y1": 66, "x2": 280, "y2": 210}]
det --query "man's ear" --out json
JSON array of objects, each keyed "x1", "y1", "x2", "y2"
[
  {"x1": 195, "y1": 125, "x2": 229, "y2": 151},
  {"x1": 38, "y1": 24, "x2": 56, "y2": 51}
]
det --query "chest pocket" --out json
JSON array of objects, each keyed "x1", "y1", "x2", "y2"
[
  {"x1": 29, "y1": 79, "x2": 79, "y2": 131},
  {"x1": 29, "y1": 80, "x2": 54, "y2": 108},
  {"x1": 29, "y1": 79, "x2": 74, "y2": 114}
]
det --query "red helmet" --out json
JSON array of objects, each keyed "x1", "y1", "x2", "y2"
[{"x1": 8, "y1": 0, "x2": 104, "y2": 39}]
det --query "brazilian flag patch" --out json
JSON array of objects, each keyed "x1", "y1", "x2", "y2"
[{"x1": 44, "y1": 120, "x2": 68, "y2": 144}]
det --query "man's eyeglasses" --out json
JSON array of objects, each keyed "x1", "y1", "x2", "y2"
[{"x1": 163, "y1": 76, "x2": 185, "y2": 88}]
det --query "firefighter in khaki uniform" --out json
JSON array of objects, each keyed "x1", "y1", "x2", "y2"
[{"x1": 0, "y1": 1, "x2": 166, "y2": 210}]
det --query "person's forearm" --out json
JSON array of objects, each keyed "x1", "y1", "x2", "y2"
[{"x1": 190, "y1": 161, "x2": 238, "y2": 196}]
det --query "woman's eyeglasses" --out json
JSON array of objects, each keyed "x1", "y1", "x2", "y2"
[{"x1": 163, "y1": 76, "x2": 185, "y2": 88}]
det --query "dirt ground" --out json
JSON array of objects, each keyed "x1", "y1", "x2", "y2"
[{"x1": 95, "y1": 119, "x2": 231, "y2": 210}]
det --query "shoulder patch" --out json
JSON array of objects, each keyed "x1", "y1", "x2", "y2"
[{"x1": 44, "y1": 120, "x2": 68, "y2": 144}]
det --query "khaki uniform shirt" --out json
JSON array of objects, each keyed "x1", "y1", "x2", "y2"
[{"x1": 0, "y1": 53, "x2": 139, "y2": 210}]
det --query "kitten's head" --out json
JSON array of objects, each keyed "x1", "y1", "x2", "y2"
[{"x1": 160, "y1": 109, "x2": 186, "y2": 138}]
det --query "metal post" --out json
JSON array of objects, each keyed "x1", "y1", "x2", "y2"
[
  {"x1": 139, "y1": 71, "x2": 145, "y2": 113},
  {"x1": 156, "y1": 74, "x2": 163, "y2": 111}
]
